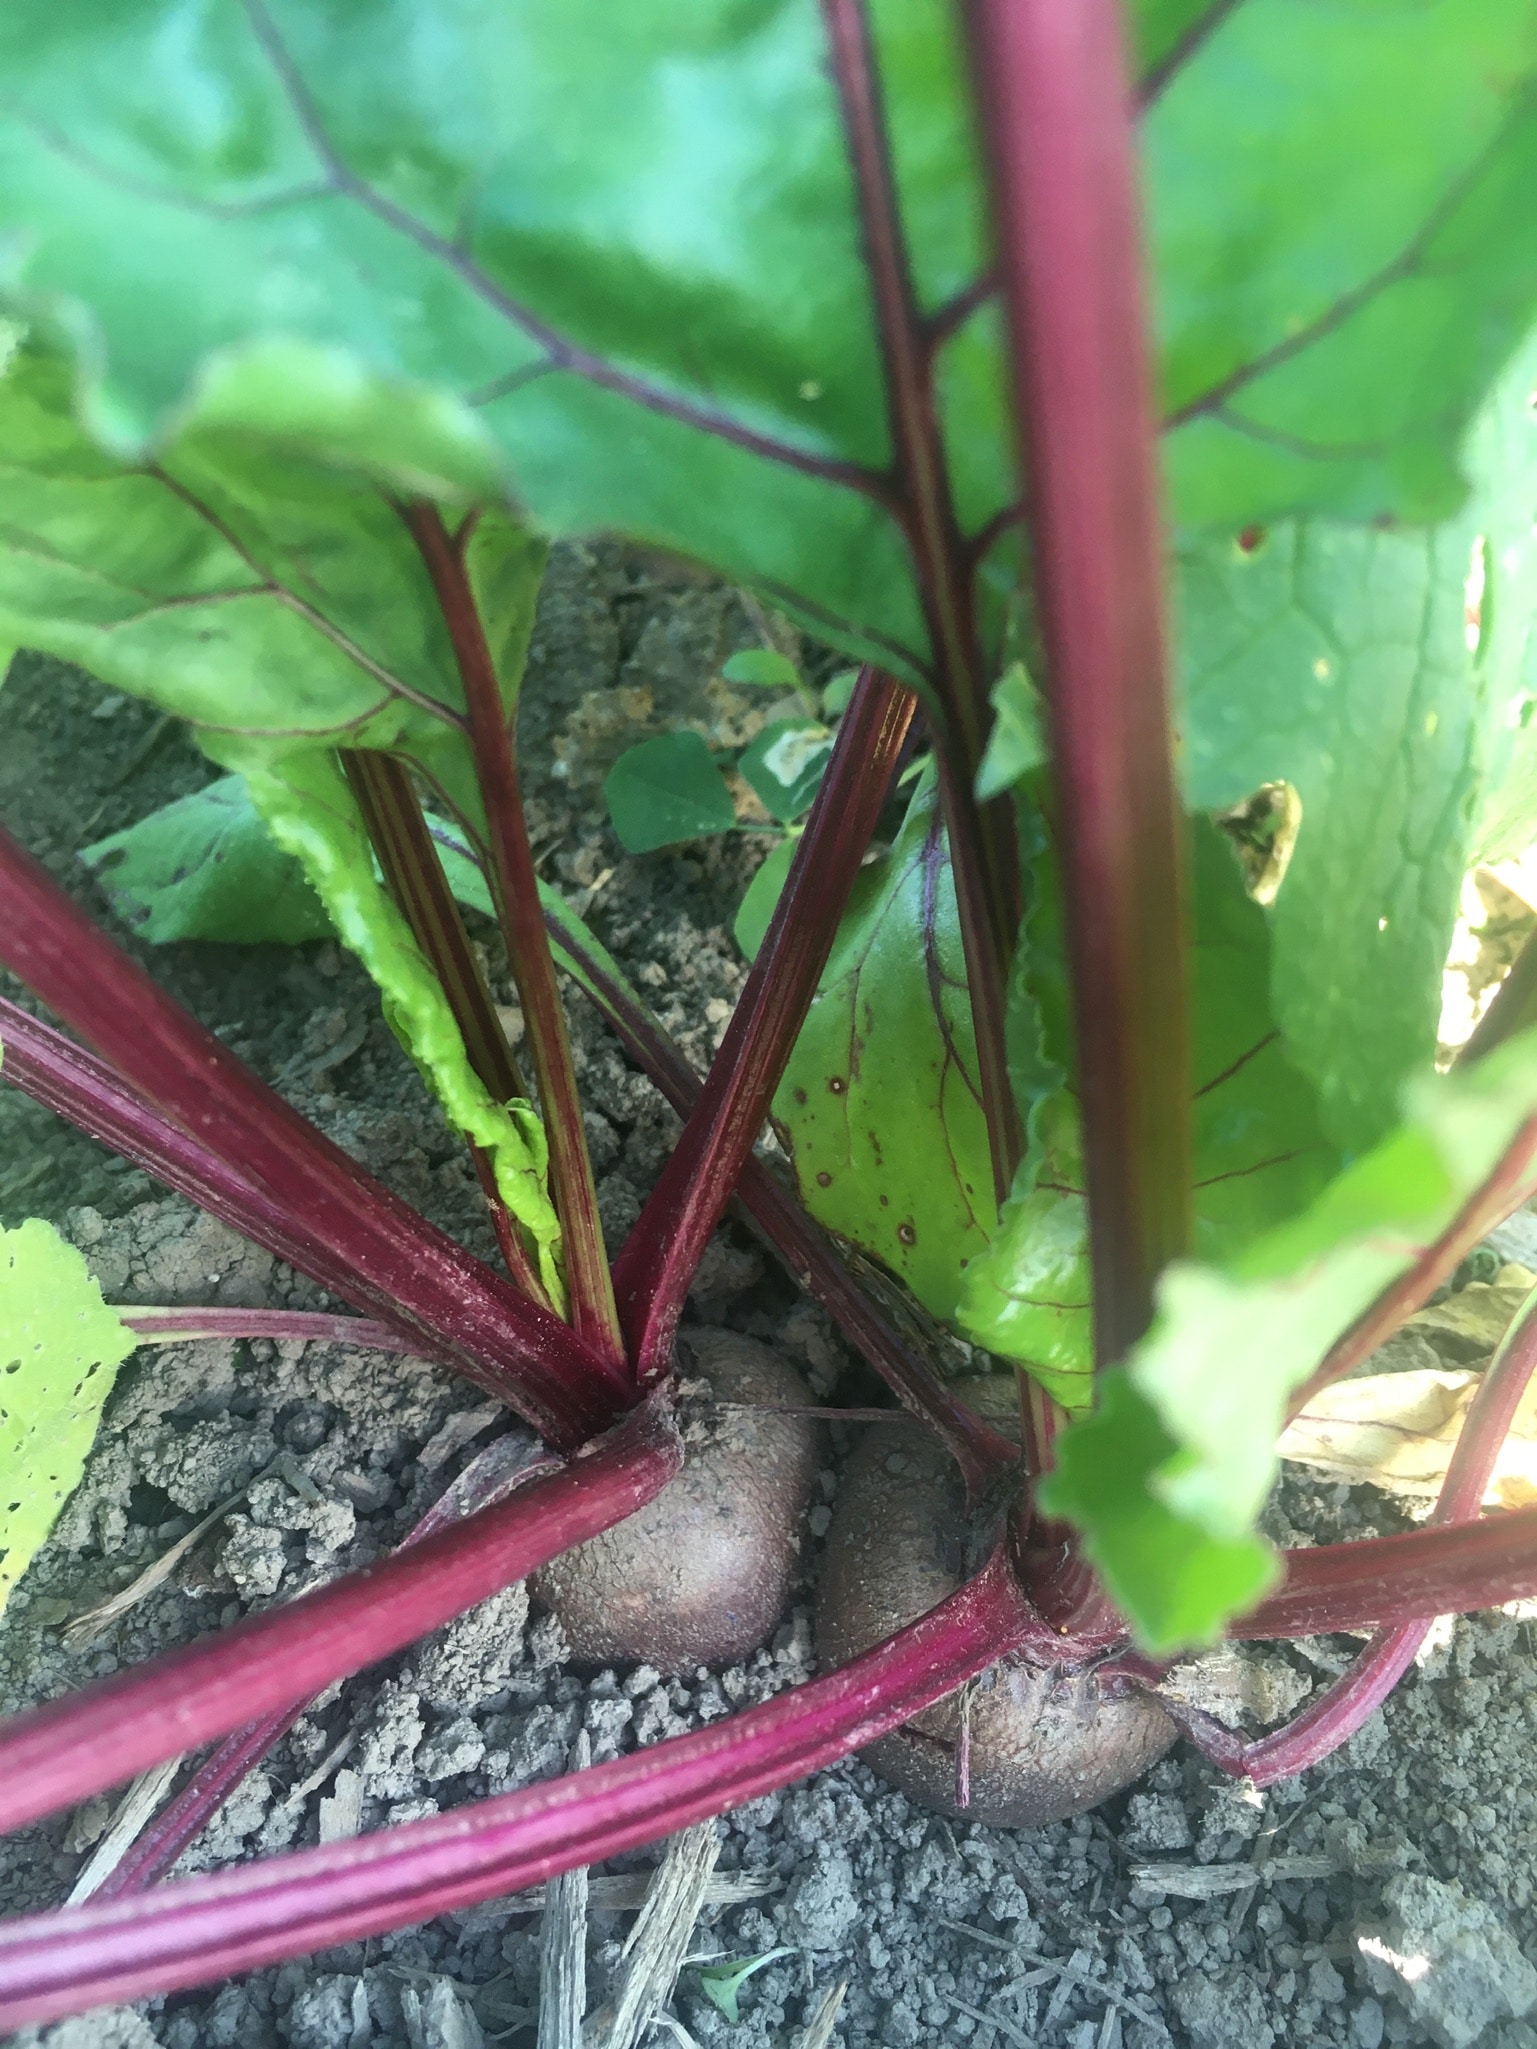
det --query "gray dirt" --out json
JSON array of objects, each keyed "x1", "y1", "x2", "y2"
[{"x1": 3, "y1": 545, "x2": 1537, "y2": 2049}]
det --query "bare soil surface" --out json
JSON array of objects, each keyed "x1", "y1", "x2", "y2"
[{"x1": 3, "y1": 549, "x2": 1537, "y2": 2049}]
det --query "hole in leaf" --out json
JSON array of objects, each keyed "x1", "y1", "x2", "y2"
[{"x1": 1215, "y1": 780, "x2": 1302, "y2": 906}]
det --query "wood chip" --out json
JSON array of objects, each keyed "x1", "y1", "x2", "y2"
[
  {"x1": 945, "y1": 1993, "x2": 1035, "y2": 2048},
  {"x1": 1130, "y1": 1853, "x2": 1338, "y2": 1898},
  {"x1": 284, "y1": 1731, "x2": 357, "y2": 1813},
  {"x1": 537, "y1": 1735, "x2": 589, "y2": 2049},
  {"x1": 939, "y1": 1922, "x2": 1167, "y2": 2034},
  {"x1": 798, "y1": 1979, "x2": 849, "y2": 2049},
  {"x1": 68, "y1": 1758, "x2": 183, "y2": 1902},
  {"x1": 596, "y1": 1824, "x2": 720, "y2": 2049},
  {"x1": 503, "y1": 1872, "x2": 776, "y2": 1918},
  {"x1": 318, "y1": 1766, "x2": 364, "y2": 1844},
  {"x1": 63, "y1": 1486, "x2": 249, "y2": 1649}
]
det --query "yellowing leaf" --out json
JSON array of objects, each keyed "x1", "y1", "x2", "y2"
[
  {"x1": 220, "y1": 747, "x2": 564, "y2": 1306},
  {"x1": 0, "y1": 1219, "x2": 135, "y2": 1612}
]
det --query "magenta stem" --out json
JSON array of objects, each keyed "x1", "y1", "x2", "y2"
[
  {"x1": 402, "y1": 504, "x2": 623, "y2": 1368},
  {"x1": 611, "y1": 669, "x2": 917, "y2": 1382},
  {"x1": 120, "y1": 1308, "x2": 420, "y2": 1352},
  {"x1": 0, "y1": 1398, "x2": 679, "y2": 1838},
  {"x1": 966, "y1": 0, "x2": 1191, "y2": 1369},
  {"x1": 1236, "y1": 1504, "x2": 1537, "y2": 1640},
  {"x1": 818, "y1": 0, "x2": 1023, "y2": 1197},
  {"x1": 0, "y1": 831, "x2": 624, "y2": 1447},
  {"x1": 545, "y1": 903, "x2": 1017, "y2": 1497},
  {"x1": 0, "y1": 1549, "x2": 1033, "y2": 2026},
  {"x1": 93, "y1": 1712, "x2": 298, "y2": 1902},
  {"x1": 0, "y1": 998, "x2": 407, "y2": 1336}
]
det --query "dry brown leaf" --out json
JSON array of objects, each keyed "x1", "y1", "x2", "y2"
[
  {"x1": 1278, "y1": 1367, "x2": 1537, "y2": 1508},
  {"x1": 1401, "y1": 1266, "x2": 1536, "y2": 1362}
]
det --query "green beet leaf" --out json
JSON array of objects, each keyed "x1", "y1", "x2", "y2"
[
  {"x1": 1177, "y1": 341, "x2": 1537, "y2": 1152},
  {"x1": 775, "y1": 771, "x2": 994, "y2": 1325},
  {"x1": 1045, "y1": 1022, "x2": 1537, "y2": 1652},
  {"x1": 738, "y1": 719, "x2": 833, "y2": 824},
  {"x1": 0, "y1": 344, "x2": 562, "y2": 1291},
  {"x1": 0, "y1": 346, "x2": 545, "y2": 841},
  {"x1": 734, "y1": 837, "x2": 797, "y2": 962},
  {"x1": 959, "y1": 818, "x2": 1337, "y2": 1408},
  {"x1": 81, "y1": 776, "x2": 331, "y2": 946},
  {"x1": 0, "y1": 1217, "x2": 136, "y2": 1614},
  {"x1": 0, "y1": 0, "x2": 1533, "y2": 714},
  {"x1": 604, "y1": 732, "x2": 737, "y2": 855}
]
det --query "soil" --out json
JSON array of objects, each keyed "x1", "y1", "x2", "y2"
[{"x1": 4, "y1": 548, "x2": 1537, "y2": 2049}]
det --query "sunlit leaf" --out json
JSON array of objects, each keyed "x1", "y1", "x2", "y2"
[
  {"x1": 223, "y1": 747, "x2": 564, "y2": 1303},
  {"x1": 1177, "y1": 343, "x2": 1537, "y2": 1150},
  {"x1": 0, "y1": 1216, "x2": 135, "y2": 1614},
  {"x1": 1045, "y1": 1024, "x2": 1537, "y2": 1651},
  {"x1": 959, "y1": 819, "x2": 1337, "y2": 1407}
]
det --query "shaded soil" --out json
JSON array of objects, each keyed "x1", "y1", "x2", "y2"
[{"x1": 3, "y1": 549, "x2": 1537, "y2": 2049}]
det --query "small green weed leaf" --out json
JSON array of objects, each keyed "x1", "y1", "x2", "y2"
[
  {"x1": 776, "y1": 772, "x2": 994, "y2": 1325},
  {"x1": 961, "y1": 821, "x2": 1336, "y2": 1409},
  {"x1": 738, "y1": 720, "x2": 833, "y2": 824},
  {"x1": 80, "y1": 777, "x2": 331, "y2": 946},
  {"x1": 721, "y1": 650, "x2": 801, "y2": 691},
  {"x1": 220, "y1": 748, "x2": 563, "y2": 1304},
  {"x1": 821, "y1": 670, "x2": 860, "y2": 718},
  {"x1": 733, "y1": 837, "x2": 796, "y2": 962},
  {"x1": 604, "y1": 732, "x2": 737, "y2": 854},
  {"x1": 1045, "y1": 1024, "x2": 1537, "y2": 1652},
  {"x1": 0, "y1": 1218, "x2": 135, "y2": 1614},
  {"x1": 975, "y1": 664, "x2": 1046, "y2": 801},
  {"x1": 695, "y1": 1949, "x2": 795, "y2": 2026}
]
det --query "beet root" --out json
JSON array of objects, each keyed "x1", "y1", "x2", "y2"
[
  {"x1": 817, "y1": 1383, "x2": 1175, "y2": 1827},
  {"x1": 532, "y1": 1329, "x2": 824, "y2": 1673}
]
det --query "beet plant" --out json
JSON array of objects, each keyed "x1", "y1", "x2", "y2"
[{"x1": 6, "y1": 0, "x2": 1537, "y2": 2025}]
